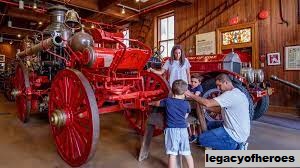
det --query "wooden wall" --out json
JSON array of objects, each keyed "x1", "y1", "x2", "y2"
[
  {"x1": 0, "y1": 43, "x2": 16, "y2": 59},
  {"x1": 130, "y1": 0, "x2": 300, "y2": 117}
]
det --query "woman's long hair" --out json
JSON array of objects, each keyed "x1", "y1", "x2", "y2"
[{"x1": 169, "y1": 45, "x2": 186, "y2": 67}]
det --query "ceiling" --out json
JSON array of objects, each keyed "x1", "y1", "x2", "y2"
[{"x1": 0, "y1": 0, "x2": 191, "y2": 44}]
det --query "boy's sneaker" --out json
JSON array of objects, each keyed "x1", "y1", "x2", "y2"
[{"x1": 189, "y1": 135, "x2": 197, "y2": 143}]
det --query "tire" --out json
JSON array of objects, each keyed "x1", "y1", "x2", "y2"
[
  {"x1": 233, "y1": 83, "x2": 254, "y2": 120},
  {"x1": 252, "y1": 95, "x2": 269, "y2": 120},
  {"x1": 202, "y1": 77, "x2": 255, "y2": 120},
  {"x1": 202, "y1": 88, "x2": 222, "y2": 121}
]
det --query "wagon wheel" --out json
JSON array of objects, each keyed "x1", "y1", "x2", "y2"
[
  {"x1": 124, "y1": 71, "x2": 169, "y2": 136},
  {"x1": 14, "y1": 62, "x2": 31, "y2": 123},
  {"x1": 49, "y1": 69, "x2": 99, "y2": 167},
  {"x1": 4, "y1": 78, "x2": 14, "y2": 101},
  {"x1": 202, "y1": 88, "x2": 223, "y2": 121}
]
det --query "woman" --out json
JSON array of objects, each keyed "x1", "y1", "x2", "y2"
[{"x1": 149, "y1": 45, "x2": 191, "y2": 86}]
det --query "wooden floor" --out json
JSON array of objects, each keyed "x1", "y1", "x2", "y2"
[{"x1": 0, "y1": 94, "x2": 300, "y2": 168}]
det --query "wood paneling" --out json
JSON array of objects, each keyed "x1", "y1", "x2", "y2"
[
  {"x1": 130, "y1": 0, "x2": 300, "y2": 116},
  {"x1": 0, "y1": 43, "x2": 16, "y2": 59}
]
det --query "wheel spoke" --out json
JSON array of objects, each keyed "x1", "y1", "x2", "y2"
[
  {"x1": 72, "y1": 121, "x2": 89, "y2": 143},
  {"x1": 74, "y1": 116, "x2": 91, "y2": 130},
  {"x1": 145, "y1": 76, "x2": 151, "y2": 90},
  {"x1": 68, "y1": 127, "x2": 79, "y2": 160},
  {"x1": 58, "y1": 79, "x2": 66, "y2": 105},
  {"x1": 149, "y1": 78, "x2": 157, "y2": 91},
  {"x1": 69, "y1": 126, "x2": 84, "y2": 157},
  {"x1": 53, "y1": 87, "x2": 65, "y2": 109},
  {"x1": 71, "y1": 90, "x2": 85, "y2": 112},
  {"x1": 64, "y1": 77, "x2": 70, "y2": 106}
]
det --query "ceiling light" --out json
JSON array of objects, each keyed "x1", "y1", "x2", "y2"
[
  {"x1": 38, "y1": 21, "x2": 43, "y2": 25},
  {"x1": 136, "y1": 0, "x2": 140, "y2": 2},
  {"x1": 17, "y1": 34, "x2": 21, "y2": 38},
  {"x1": 19, "y1": 0, "x2": 24, "y2": 9},
  {"x1": 33, "y1": 2, "x2": 37, "y2": 9},
  {"x1": 8, "y1": 20, "x2": 12, "y2": 27},
  {"x1": 91, "y1": 24, "x2": 95, "y2": 29},
  {"x1": 9, "y1": 40, "x2": 13, "y2": 45},
  {"x1": 121, "y1": 7, "x2": 125, "y2": 14}
]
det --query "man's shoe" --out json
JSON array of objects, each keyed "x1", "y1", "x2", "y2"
[{"x1": 239, "y1": 142, "x2": 249, "y2": 150}]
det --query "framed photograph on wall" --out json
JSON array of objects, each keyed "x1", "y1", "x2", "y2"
[
  {"x1": 0, "y1": 62, "x2": 5, "y2": 71},
  {"x1": 284, "y1": 45, "x2": 300, "y2": 70},
  {"x1": 0, "y1": 54, "x2": 5, "y2": 62},
  {"x1": 267, "y1": 52, "x2": 281, "y2": 65}
]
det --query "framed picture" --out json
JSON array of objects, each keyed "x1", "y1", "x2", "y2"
[
  {"x1": 0, "y1": 54, "x2": 5, "y2": 62},
  {"x1": 0, "y1": 62, "x2": 5, "y2": 71},
  {"x1": 267, "y1": 52, "x2": 281, "y2": 65},
  {"x1": 284, "y1": 45, "x2": 300, "y2": 70},
  {"x1": 196, "y1": 31, "x2": 216, "y2": 55}
]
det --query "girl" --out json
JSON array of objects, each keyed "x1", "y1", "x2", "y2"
[{"x1": 149, "y1": 45, "x2": 191, "y2": 86}]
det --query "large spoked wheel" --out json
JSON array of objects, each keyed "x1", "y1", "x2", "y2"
[
  {"x1": 14, "y1": 62, "x2": 31, "y2": 123},
  {"x1": 49, "y1": 69, "x2": 99, "y2": 167},
  {"x1": 202, "y1": 88, "x2": 223, "y2": 121},
  {"x1": 124, "y1": 71, "x2": 169, "y2": 136}
]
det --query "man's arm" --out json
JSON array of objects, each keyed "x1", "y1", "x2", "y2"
[
  {"x1": 204, "y1": 106, "x2": 221, "y2": 113},
  {"x1": 185, "y1": 90, "x2": 220, "y2": 108},
  {"x1": 148, "y1": 100, "x2": 161, "y2": 107}
]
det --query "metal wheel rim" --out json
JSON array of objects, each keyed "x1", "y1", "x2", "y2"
[
  {"x1": 203, "y1": 88, "x2": 223, "y2": 121},
  {"x1": 124, "y1": 71, "x2": 169, "y2": 136},
  {"x1": 49, "y1": 68, "x2": 99, "y2": 167},
  {"x1": 15, "y1": 62, "x2": 31, "y2": 123}
]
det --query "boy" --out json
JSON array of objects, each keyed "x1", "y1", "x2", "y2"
[
  {"x1": 150, "y1": 79, "x2": 194, "y2": 168},
  {"x1": 187, "y1": 75, "x2": 203, "y2": 143}
]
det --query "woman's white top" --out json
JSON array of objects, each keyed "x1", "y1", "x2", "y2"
[{"x1": 162, "y1": 58, "x2": 191, "y2": 86}]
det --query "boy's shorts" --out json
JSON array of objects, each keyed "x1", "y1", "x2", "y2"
[{"x1": 164, "y1": 128, "x2": 191, "y2": 156}]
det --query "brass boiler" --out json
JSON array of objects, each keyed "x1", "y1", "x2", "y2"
[{"x1": 43, "y1": 5, "x2": 71, "y2": 42}]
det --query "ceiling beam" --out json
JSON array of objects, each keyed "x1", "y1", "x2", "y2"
[
  {"x1": 7, "y1": 7, "x2": 50, "y2": 23},
  {"x1": 49, "y1": 0, "x2": 139, "y2": 22},
  {"x1": 0, "y1": 26, "x2": 35, "y2": 36},
  {"x1": 105, "y1": 8, "x2": 139, "y2": 21},
  {"x1": 98, "y1": 0, "x2": 119, "y2": 11},
  {"x1": 50, "y1": 0, "x2": 101, "y2": 11}
]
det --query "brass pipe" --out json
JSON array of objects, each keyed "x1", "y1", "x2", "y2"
[
  {"x1": 270, "y1": 75, "x2": 300, "y2": 90},
  {"x1": 16, "y1": 35, "x2": 63, "y2": 58}
]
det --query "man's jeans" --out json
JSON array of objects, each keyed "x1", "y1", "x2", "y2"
[{"x1": 198, "y1": 120, "x2": 239, "y2": 150}]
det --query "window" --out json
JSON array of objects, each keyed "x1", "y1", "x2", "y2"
[
  {"x1": 222, "y1": 28, "x2": 251, "y2": 45},
  {"x1": 123, "y1": 29, "x2": 129, "y2": 47},
  {"x1": 158, "y1": 14, "x2": 174, "y2": 58}
]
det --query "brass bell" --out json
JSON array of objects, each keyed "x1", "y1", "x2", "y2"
[{"x1": 65, "y1": 9, "x2": 81, "y2": 29}]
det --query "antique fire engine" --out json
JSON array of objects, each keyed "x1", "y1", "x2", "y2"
[
  {"x1": 188, "y1": 52, "x2": 272, "y2": 121},
  {"x1": 12, "y1": 5, "x2": 169, "y2": 167}
]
